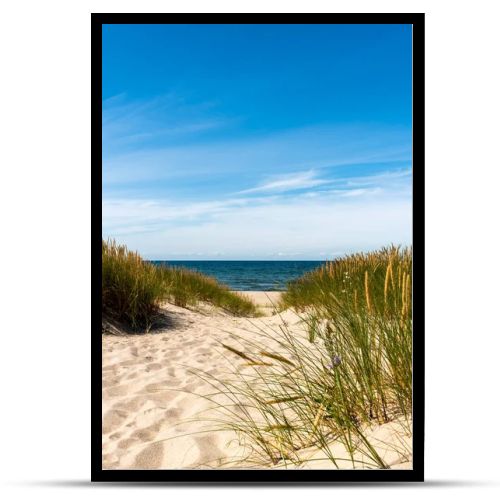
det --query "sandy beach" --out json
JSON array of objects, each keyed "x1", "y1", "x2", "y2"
[{"x1": 102, "y1": 291, "x2": 412, "y2": 470}]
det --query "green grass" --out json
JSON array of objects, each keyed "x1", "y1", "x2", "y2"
[
  {"x1": 157, "y1": 264, "x2": 260, "y2": 317},
  {"x1": 280, "y1": 244, "x2": 413, "y2": 421},
  {"x1": 102, "y1": 240, "x2": 259, "y2": 330},
  {"x1": 102, "y1": 240, "x2": 166, "y2": 330},
  {"x1": 192, "y1": 245, "x2": 412, "y2": 468},
  {"x1": 281, "y1": 245, "x2": 412, "y2": 319}
]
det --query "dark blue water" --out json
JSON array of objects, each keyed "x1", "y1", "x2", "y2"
[{"x1": 149, "y1": 261, "x2": 325, "y2": 291}]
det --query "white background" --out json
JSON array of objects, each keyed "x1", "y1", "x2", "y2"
[{"x1": 1, "y1": 0, "x2": 499, "y2": 498}]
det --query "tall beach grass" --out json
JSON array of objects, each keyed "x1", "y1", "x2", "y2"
[
  {"x1": 156, "y1": 264, "x2": 258, "y2": 317},
  {"x1": 102, "y1": 240, "x2": 259, "y2": 330},
  {"x1": 102, "y1": 240, "x2": 166, "y2": 330},
  {"x1": 281, "y1": 245, "x2": 413, "y2": 421},
  {"x1": 193, "y1": 245, "x2": 412, "y2": 468}
]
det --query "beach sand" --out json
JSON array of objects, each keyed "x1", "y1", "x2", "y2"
[
  {"x1": 102, "y1": 291, "x2": 412, "y2": 470},
  {"x1": 238, "y1": 290, "x2": 282, "y2": 314}
]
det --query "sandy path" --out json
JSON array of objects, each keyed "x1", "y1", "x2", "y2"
[
  {"x1": 102, "y1": 293, "x2": 292, "y2": 469},
  {"x1": 238, "y1": 290, "x2": 282, "y2": 307},
  {"x1": 102, "y1": 292, "x2": 412, "y2": 470}
]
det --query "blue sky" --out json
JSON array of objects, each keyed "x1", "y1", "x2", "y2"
[{"x1": 102, "y1": 24, "x2": 412, "y2": 260}]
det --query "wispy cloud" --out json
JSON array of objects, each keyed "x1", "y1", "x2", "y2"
[
  {"x1": 102, "y1": 123, "x2": 411, "y2": 194},
  {"x1": 102, "y1": 167, "x2": 411, "y2": 259},
  {"x1": 102, "y1": 195, "x2": 280, "y2": 235},
  {"x1": 103, "y1": 193, "x2": 411, "y2": 260},
  {"x1": 328, "y1": 187, "x2": 383, "y2": 198},
  {"x1": 101, "y1": 96, "x2": 412, "y2": 259},
  {"x1": 342, "y1": 168, "x2": 412, "y2": 187},
  {"x1": 238, "y1": 168, "x2": 412, "y2": 197},
  {"x1": 238, "y1": 170, "x2": 331, "y2": 194},
  {"x1": 102, "y1": 93, "x2": 233, "y2": 153}
]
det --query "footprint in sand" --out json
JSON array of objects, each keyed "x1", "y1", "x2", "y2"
[
  {"x1": 131, "y1": 422, "x2": 161, "y2": 442},
  {"x1": 119, "y1": 359, "x2": 139, "y2": 368},
  {"x1": 102, "y1": 408, "x2": 128, "y2": 434},
  {"x1": 104, "y1": 385, "x2": 130, "y2": 398},
  {"x1": 145, "y1": 362, "x2": 163, "y2": 372},
  {"x1": 113, "y1": 396, "x2": 147, "y2": 413},
  {"x1": 165, "y1": 406, "x2": 183, "y2": 419},
  {"x1": 182, "y1": 382, "x2": 201, "y2": 393},
  {"x1": 164, "y1": 378, "x2": 181, "y2": 387},
  {"x1": 102, "y1": 377, "x2": 120, "y2": 388},
  {"x1": 192, "y1": 435, "x2": 224, "y2": 468},
  {"x1": 148, "y1": 392, "x2": 179, "y2": 406},
  {"x1": 145, "y1": 381, "x2": 183, "y2": 393},
  {"x1": 133, "y1": 442, "x2": 164, "y2": 469},
  {"x1": 117, "y1": 437, "x2": 139, "y2": 449}
]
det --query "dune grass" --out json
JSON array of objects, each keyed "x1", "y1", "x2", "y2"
[
  {"x1": 102, "y1": 240, "x2": 166, "y2": 330},
  {"x1": 280, "y1": 245, "x2": 413, "y2": 421},
  {"x1": 194, "y1": 245, "x2": 412, "y2": 468},
  {"x1": 281, "y1": 245, "x2": 412, "y2": 318},
  {"x1": 102, "y1": 240, "x2": 259, "y2": 330},
  {"x1": 156, "y1": 264, "x2": 260, "y2": 317}
]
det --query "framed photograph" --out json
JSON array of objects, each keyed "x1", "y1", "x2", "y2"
[{"x1": 93, "y1": 14, "x2": 424, "y2": 482}]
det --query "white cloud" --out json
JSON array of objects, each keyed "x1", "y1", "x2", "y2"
[
  {"x1": 102, "y1": 183, "x2": 411, "y2": 259},
  {"x1": 101, "y1": 113, "x2": 412, "y2": 259},
  {"x1": 102, "y1": 124, "x2": 411, "y2": 188},
  {"x1": 329, "y1": 187, "x2": 383, "y2": 198},
  {"x1": 238, "y1": 170, "x2": 331, "y2": 194}
]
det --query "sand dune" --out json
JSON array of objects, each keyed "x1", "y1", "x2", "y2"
[{"x1": 102, "y1": 292, "x2": 412, "y2": 470}]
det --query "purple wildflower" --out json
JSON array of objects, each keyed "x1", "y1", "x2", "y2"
[{"x1": 326, "y1": 355, "x2": 342, "y2": 370}]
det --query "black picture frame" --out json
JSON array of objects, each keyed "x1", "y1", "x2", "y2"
[{"x1": 92, "y1": 13, "x2": 425, "y2": 483}]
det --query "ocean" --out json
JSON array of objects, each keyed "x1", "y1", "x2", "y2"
[{"x1": 149, "y1": 260, "x2": 325, "y2": 291}]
